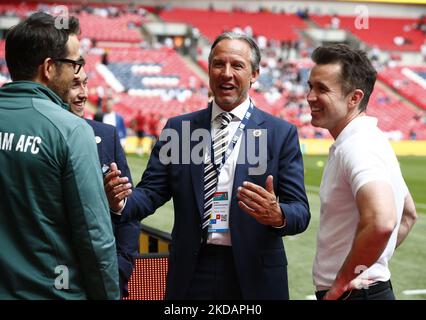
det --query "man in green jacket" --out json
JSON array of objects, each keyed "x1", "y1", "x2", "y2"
[{"x1": 0, "y1": 12, "x2": 119, "y2": 299}]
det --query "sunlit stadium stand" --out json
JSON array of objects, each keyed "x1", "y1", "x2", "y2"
[
  {"x1": 367, "y1": 84, "x2": 426, "y2": 140},
  {"x1": 310, "y1": 15, "x2": 425, "y2": 52},
  {"x1": 379, "y1": 65, "x2": 426, "y2": 111},
  {"x1": 78, "y1": 12, "x2": 145, "y2": 43},
  {"x1": 159, "y1": 8, "x2": 308, "y2": 42},
  {"x1": 83, "y1": 46, "x2": 209, "y2": 135},
  {"x1": 0, "y1": 1, "x2": 425, "y2": 142},
  {"x1": 0, "y1": 0, "x2": 425, "y2": 301}
]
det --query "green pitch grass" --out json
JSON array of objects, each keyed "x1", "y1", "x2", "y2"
[{"x1": 127, "y1": 154, "x2": 426, "y2": 300}]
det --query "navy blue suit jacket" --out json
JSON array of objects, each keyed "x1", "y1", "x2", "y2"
[
  {"x1": 86, "y1": 119, "x2": 140, "y2": 297},
  {"x1": 121, "y1": 105, "x2": 310, "y2": 299}
]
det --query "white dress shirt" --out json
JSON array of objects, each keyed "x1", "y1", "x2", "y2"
[{"x1": 206, "y1": 97, "x2": 251, "y2": 246}]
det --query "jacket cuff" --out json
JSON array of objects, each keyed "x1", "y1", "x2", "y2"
[{"x1": 110, "y1": 197, "x2": 127, "y2": 215}]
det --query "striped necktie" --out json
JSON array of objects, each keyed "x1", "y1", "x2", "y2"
[{"x1": 202, "y1": 112, "x2": 233, "y2": 234}]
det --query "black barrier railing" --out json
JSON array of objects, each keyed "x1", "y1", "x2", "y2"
[{"x1": 139, "y1": 223, "x2": 171, "y2": 254}]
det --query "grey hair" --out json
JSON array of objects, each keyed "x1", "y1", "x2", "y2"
[{"x1": 208, "y1": 31, "x2": 261, "y2": 72}]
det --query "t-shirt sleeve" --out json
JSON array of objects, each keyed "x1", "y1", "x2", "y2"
[{"x1": 342, "y1": 143, "x2": 393, "y2": 197}]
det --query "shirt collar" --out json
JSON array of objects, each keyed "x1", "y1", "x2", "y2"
[
  {"x1": 332, "y1": 115, "x2": 378, "y2": 151},
  {"x1": 211, "y1": 97, "x2": 251, "y2": 123}
]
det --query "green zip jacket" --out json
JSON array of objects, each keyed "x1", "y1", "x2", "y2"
[{"x1": 0, "y1": 81, "x2": 119, "y2": 299}]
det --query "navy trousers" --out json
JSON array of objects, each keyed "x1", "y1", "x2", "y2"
[{"x1": 185, "y1": 244, "x2": 242, "y2": 300}]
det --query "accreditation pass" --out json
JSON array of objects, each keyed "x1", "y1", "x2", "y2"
[{"x1": 208, "y1": 191, "x2": 229, "y2": 233}]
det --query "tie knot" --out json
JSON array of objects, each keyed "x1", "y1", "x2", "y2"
[{"x1": 219, "y1": 112, "x2": 233, "y2": 127}]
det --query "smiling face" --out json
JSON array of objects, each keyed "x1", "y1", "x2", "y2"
[
  {"x1": 307, "y1": 63, "x2": 361, "y2": 139},
  {"x1": 209, "y1": 39, "x2": 259, "y2": 111},
  {"x1": 67, "y1": 68, "x2": 88, "y2": 117}
]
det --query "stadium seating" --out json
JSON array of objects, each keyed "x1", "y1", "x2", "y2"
[
  {"x1": 78, "y1": 12, "x2": 144, "y2": 43},
  {"x1": 367, "y1": 84, "x2": 426, "y2": 140},
  {"x1": 310, "y1": 15, "x2": 425, "y2": 52},
  {"x1": 0, "y1": 2, "x2": 424, "y2": 141},
  {"x1": 379, "y1": 66, "x2": 426, "y2": 111},
  {"x1": 159, "y1": 8, "x2": 307, "y2": 42}
]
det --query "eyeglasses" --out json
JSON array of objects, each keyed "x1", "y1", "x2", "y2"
[{"x1": 54, "y1": 58, "x2": 85, "y2": 74}]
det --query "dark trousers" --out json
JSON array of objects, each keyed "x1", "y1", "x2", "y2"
[
  {"x1": 185, "y1": 244, "x2": 242, "y2": 300},
  {"x1": 316, "y1": 280, "x2": 395, "y2": 300}
]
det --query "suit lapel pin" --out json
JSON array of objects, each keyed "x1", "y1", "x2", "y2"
[
  {"x1": 253, "y1": 129, "x2": 262, "y2": 137},
  {"x1": 95, "y1": 136, "x2": 102, "y2": 144}
]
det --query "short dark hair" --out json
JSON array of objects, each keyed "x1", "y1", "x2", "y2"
[
  {"x1": 311, "y1": 44, "x2": 377, "y2": 112},
  {"x1": 209, "y1": 31, "x2": 261, "y2": 73},
  {"x1": 5, "y1": 12, "x2": 80, "y2": 81}
]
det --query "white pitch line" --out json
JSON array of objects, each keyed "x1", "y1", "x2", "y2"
[
  {"x1": 416, "y1": 203, "x2": 426, "y2": 210},
  {"x1": 402, "y1": 289, "x2": 426, "y2": 295},
  {"x1": 306, "y1": 185, "x2": 320, "y2": 193}
]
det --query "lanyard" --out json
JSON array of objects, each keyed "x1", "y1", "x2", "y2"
[{"x1": 210, "y1": 100, "x2": 254, "y2": 174}]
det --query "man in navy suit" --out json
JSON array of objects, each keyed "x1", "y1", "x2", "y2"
[
  {"x1": 67, "y1": 68, "x2": 140, "y2": 298},
  {"x1": 105, "y1": 32, "x2": 310, "y2": 300}
]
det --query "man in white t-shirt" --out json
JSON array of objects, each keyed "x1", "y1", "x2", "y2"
[{"x1": 307, "y1": 44, "x2": 418, "y2": 300}]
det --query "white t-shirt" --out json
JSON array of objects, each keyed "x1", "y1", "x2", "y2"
[{"x1": 313, "y1": 116, "x2": 408, "y2": 290}]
